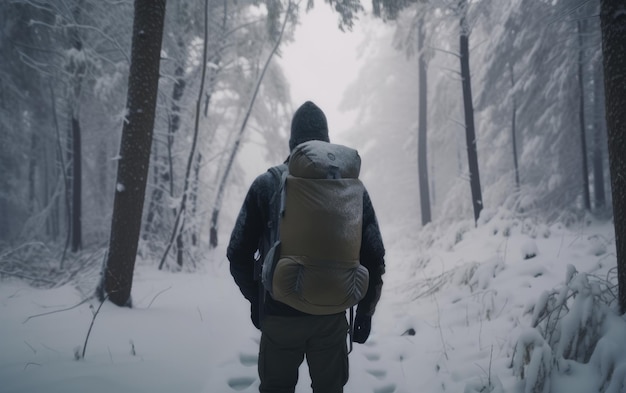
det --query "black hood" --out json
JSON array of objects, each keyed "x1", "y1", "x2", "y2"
[{"x1": 289, "y1": 101, "x2": 329, "y2": 151}]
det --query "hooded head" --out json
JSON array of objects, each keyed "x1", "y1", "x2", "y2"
[{"x1": 289, "y1": 101, "x2": 329, "y2": 151}]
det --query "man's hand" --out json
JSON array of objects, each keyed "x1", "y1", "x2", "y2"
[{"x1": 353, "y1": 314, "x2": 371, "y2": 344}]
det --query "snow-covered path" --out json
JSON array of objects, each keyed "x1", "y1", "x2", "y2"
[{"x1": 1, "y1": 218, "x2": 623, "y2": 393}]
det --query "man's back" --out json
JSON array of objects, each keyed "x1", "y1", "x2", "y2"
[{"x1": 227, "y1": 101, "x2": 385, "y2": 393}]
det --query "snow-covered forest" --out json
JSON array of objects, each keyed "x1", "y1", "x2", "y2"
[{"x1": 1, "y1": 0, "x2": 625, "y2": 392}]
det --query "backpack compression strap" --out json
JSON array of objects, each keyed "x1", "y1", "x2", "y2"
[
  {"x1": 257, "y1": 165, "x2": 287, "y2": 326},
  {"x1": 348, "y1": 306, "x2": 355, "y2": 354}
]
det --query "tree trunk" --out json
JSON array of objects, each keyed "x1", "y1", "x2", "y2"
[
  {"x1": 599, "y1": 0, "x2": 626, "y2": 313},
  {"x1": 509, "y1": 62, "x2": 520, "y2": 190},
  {"x1": 68, "y1": 2, "x2": 85, "y2": 252},
  {"x1": 577, "y1": 20, "x2": 591, "y2": 211},
  {"x1": 50, "y1": 81, "x2": 71, "y2": 267},
  {"x1": 459, "y1": 3, "x2": 483, "y2": 225},
  {"x1": 170, "y1": 60, "x2": 186, "y2": 136},
  {"x1": 176, "y1": 223, "x2": 184, "y2": 266},
  {"x1": 190, "y1": 152, "x2": 202, "y2": 246},
  {"x1": 592, "y1": 61, "x2": 606, "y2": 209},
  {"x1": 42, "y1": 126, "x2": 53, "y2": 239},
  {"x1": 171, "y1": 62, "x2": 187, "y2": 267},
  {"x1": 28, "y1": 132, "x2": 37, "y2": 213},
  {"x1": 143, "y1": 140, "x2": 162, "y2": 241},
  {"x1": 170, "y1": 65, "x2": 186, "y2": 266},
  {"x1": 71, "y1": 116, "x2": 82, "y2": 251},
  {"x1": 98, "y1": 0, "x2": 166, "y2": 307},
  {"x1": 65, "y1": 104, "x2": 73, "y2": 254},
  {"x1": 417, "y1": 20, "x2": 431, "y2": 226},
  {"x1": 143, "y1": 41, "x2": 187, "y2": 242}
]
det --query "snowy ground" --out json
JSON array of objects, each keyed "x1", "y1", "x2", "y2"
[{"x1": 1, "y1": 211, "x2": 624, "y2": 393}]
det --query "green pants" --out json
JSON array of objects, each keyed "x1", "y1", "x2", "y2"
[{"x1": 258, "y1": 313, "x2": 349, "y2": 393}]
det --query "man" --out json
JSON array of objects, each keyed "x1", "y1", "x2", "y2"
[{"x1": 227, "y1": 101, "x2": 385, "y2": 393}]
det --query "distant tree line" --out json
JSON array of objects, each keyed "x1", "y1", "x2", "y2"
[{"x1": 350, "y1": 0, "x2": 624, "y2": 311}]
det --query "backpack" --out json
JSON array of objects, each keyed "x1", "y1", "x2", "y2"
[{"x1": 261, "y1": 140, "x2": 370, "y2": 315}]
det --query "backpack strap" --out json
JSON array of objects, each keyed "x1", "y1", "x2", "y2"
[
  {"x1": 257, "y1": 164, "x2": 287, "y2": 326},
  {"x1": 348, "y1": 306, "x2": 355, "y2": 354},
  {"x1": 267, "y1": 165, "x2": 288, "y2": 246}
]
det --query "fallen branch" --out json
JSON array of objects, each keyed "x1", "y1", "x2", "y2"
[
  {"x1": 23, "y1": 296, "x2": 92, "y2": 324},
  {"x1": 146, "y1": 286, "x2": 172, "y2": 309},
  {"x1": 79, "y1": 294, "x2": 109, "y2": 360},
  {"x1": 0, "y1": 269, "x2": 56, "y2": 285}
]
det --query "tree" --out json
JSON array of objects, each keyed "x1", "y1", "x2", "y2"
[
  {"x1": 0, "y1": 0, "x2": 134, "y2": 250},
  {"x1": 68, "y1": 2, "x2": 86, "y2": 252},
  {"x1": 373, "y1": 0, "x2": 483, "y2": 224},
  {"x1": 599, "y1": 0, "x2": 626, "y2": 313},
  {"x1": 509, "y1": 62, "x2": 520, "y2": 190},
  {"x1": 371, "y1": 0, "x2": 432, "y2": 225},
  {"x1": 577, "y1": 19, "x2": 591, "y2": 211},
  {"x1": 98, "y1": 0, "x2": 166, "y2": 307},
  {"x1": 582, "y1": 0, "x2": 608, "y2": 211},
  {"x1": 458, "y1": 0, "x2": 483, "y2": 225},
  {"x1": 592, "y1": 60, "x2": 607, "y2": 209},
  {"x1": 416, "y1": 17, "x2": 431, "y2": 226},
  {"x1": 474, "y1": 0, "x2": 592, "y2": 217}
]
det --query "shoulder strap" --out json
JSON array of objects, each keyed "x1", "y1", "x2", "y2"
[
  {"x1": 258, "y1": 164, "x2": 288, "y2": 323},
  {"x1": 267, "y1": 164, "x2": 287, "y2": 247},
  {"x1": 267, "y1": 165, "x2": 284, "y2": 183}
]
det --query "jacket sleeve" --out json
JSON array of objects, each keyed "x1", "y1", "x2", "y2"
[
  {"x1": 357, "y1": 189, "x2": 386, "y2": 317},
  {"x1": 226, "y1": 176, "x2": 266, "y2": 304}
]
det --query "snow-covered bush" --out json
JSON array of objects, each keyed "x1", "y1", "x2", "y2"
[
  {"x1": 512, "y1": 264, "x2": 619, "y2": 392},
  {"x1": 0, "y1": 242, "x2": 104, "y2": 294},
  {"x1": 511, "y1": 328, "x2": 553, "y2": 393},
  {"x1": 521, "y1": 240, "x2": 538, "y2": 260}
]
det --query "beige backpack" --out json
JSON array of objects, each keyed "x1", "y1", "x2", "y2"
[{"x1": 262, "y1": 140, "x2": 370, "y2": 315}]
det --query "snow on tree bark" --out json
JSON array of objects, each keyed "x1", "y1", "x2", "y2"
[
  {"x1": 98, "y1": 0, "x2": 166, "y2": 307},
  {"x1": 577, "y1": 20, "x2": 591, "y2": 211},
  {"x1": 459, "y1": 1, "x2": 483, "y2": 226},
  {"x1": 600, "y1": 0, "x2": 626, "y2": 313},
  {"x1": 68, "y1": 3, "x2": 85, "y2": 253},
  {"x1": 592, "y1": 63, "x2": 607, "y2": 209},
  {"x1": 417, "y1": 18, "x2": 431, "y2": 226}
]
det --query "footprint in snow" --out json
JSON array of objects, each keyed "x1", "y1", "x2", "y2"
[
  {"x1": 227, "y1": 376, "x2": 256, "y2": 391},
  {"x1": 367, "y1": 369, "x2": 387, "y2": 379},
  {"x1": 373, "y1": 384, "x2": 397, "y2": 393},
  {"x1": 239, "y1": 352, "x2": 257, "y2": 367},
  {"x1": 364, "y1": 352, "x2": 381, "y2": 361}
]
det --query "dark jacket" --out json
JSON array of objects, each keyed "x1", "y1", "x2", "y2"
[{"x1": 227, "y1": 162, "x2": 385, "y2": 327}]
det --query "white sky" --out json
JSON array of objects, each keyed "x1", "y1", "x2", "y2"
[
  {"x1": 238, "y1": 5, "x2": 366, "y2": 184},
  {"x1": 278, "y1": 4, "x2": 365, "y2": 143}
]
